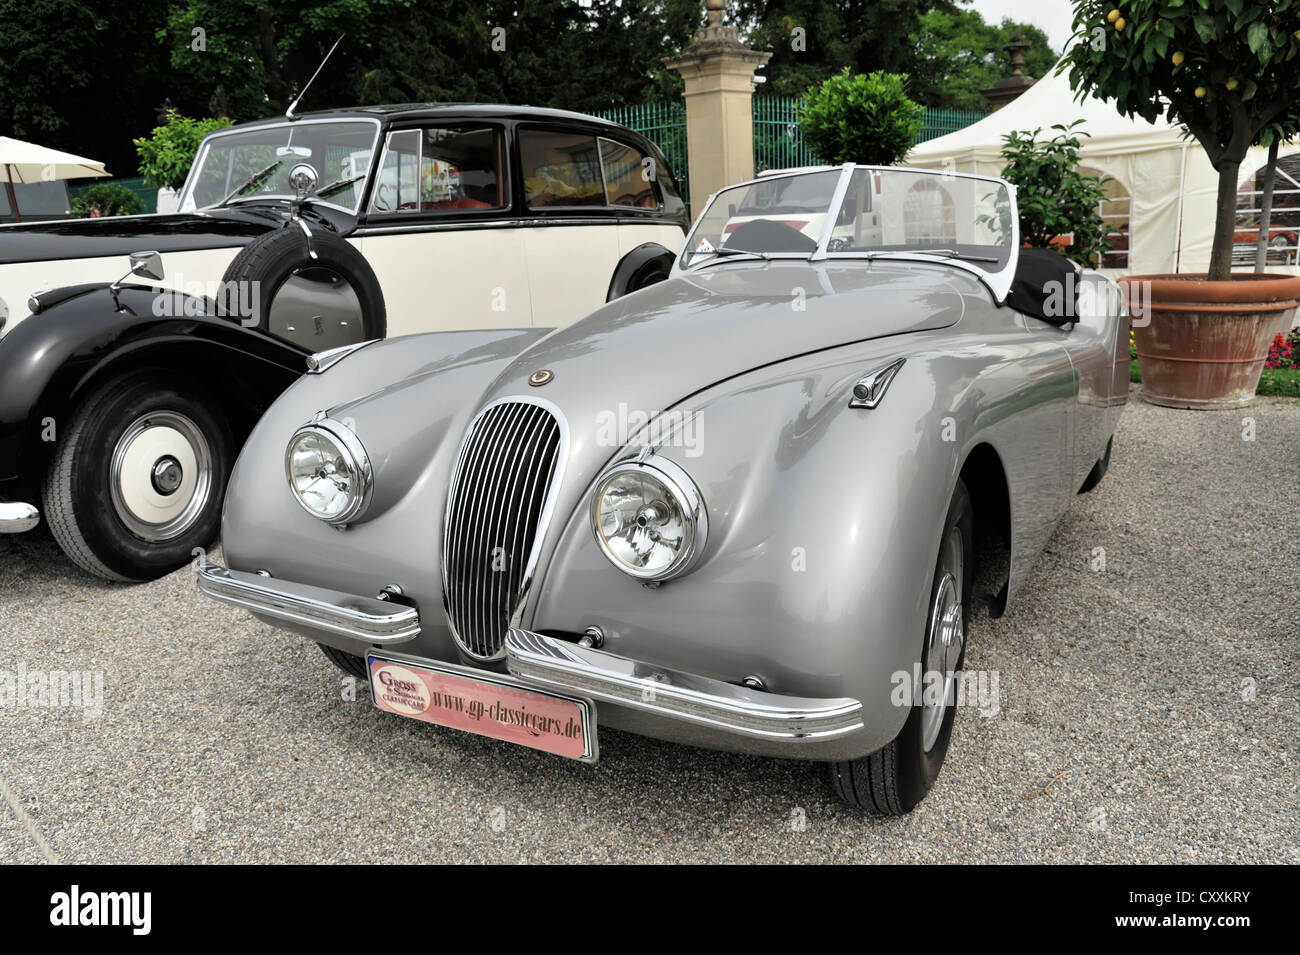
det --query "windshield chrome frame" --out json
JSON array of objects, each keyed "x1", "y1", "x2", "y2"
[
  {"x1": 675, "y1": 164, "x2": 1021, "y2": 303},
  {"x1": 178, "y1": 116, "x2": 383, "y2": 216}
]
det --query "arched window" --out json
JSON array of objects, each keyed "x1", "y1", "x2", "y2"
[
  {"x1": 903, "y1": 178, "x2": 956, "y2": 245},
  {"x1": 1079, "y1": 166, "x2": 1132, "y2": 269},
  {"x1": 1234, "y1": 155, "x2": 1300, "y2": 267}
]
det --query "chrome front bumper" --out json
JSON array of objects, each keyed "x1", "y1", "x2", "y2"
[
  {"x1": 195, "y1": 561, "x2": 869, "y2": 759},
  {"x1": 196, "y1": 562, "x2": 420, "y2": 643},
  {"x1": 505, "y1": 628, "x2": 864, "y2": 750},
  {"x1": 0, "y1": 502, "x2": 39, "y2": 533}
]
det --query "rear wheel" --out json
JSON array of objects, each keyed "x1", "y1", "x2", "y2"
[
  {"x1": 828, "y1": 479, "x2": 973, "y2": 815},
  {"x1": 42, "y1": 373, "x2": 233, "y2": 581}
]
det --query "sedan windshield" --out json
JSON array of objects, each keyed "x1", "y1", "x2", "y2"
[
  {"x1": 180, "y1": 120, "x2": 379, "y2": 213},
  {"x1": 685, "y1": 166, "x2": 1015, "y2": 273}
]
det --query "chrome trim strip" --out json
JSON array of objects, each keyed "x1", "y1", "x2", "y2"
[
  {"x1": 352, "y1": 216, "x2": 647, "y2": 236},
  {"x1": 196, "y1": 562, "x2": 420, "y2": 643},
  {"x1": 0, "y1": 502, "x2": 40, "y2": 533},
  {"x1": 505, "y1": 629, "x2": 864, "y2": 742}
]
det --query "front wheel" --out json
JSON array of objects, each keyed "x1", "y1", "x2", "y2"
[
  {"x1": 828, "y1": 479, "x2": 974, "y2": 815},
  {"x1": 42, "y1": 373, "x2": 233, "y2": 581}
]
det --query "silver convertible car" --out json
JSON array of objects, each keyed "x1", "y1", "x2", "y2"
[{"x1": 198, "y1": 165, "x2": 1128, "y2": 814}]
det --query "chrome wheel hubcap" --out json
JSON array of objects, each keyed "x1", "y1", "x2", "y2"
[
  {"x1": 110, "y1": 411, "x2": 213, "y2": 542},
  {"x1": 921, "y1": 526, "x2": 965, "y2": 753}
]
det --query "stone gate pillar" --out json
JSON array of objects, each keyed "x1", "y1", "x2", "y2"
[{"x1": 664, "y1": 0, "x2": 771, "y2": 216}]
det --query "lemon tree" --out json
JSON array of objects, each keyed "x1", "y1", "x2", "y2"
[{"x1": 1064, "y1": 0, "x2": 1300, "y2": 279}]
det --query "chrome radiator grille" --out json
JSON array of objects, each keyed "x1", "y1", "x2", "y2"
[{"x1": 443, "y1": 400, "x2": 564, "y2": 659}]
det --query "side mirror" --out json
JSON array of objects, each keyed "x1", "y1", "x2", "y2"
[{"x1": 128, "y1": 250, "x2": 164, "y2": 282}]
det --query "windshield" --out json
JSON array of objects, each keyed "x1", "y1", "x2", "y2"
[
  {"x1": 180, "y1": 120, "x2": 380, "y2": 213},
  {"x1": 684, "y1": 166, "x2": 1016, "y2": 276}
]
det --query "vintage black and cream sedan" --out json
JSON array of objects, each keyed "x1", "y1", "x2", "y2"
[
  {"x1": 0, "y1": 105, "x2": 686, "y2": 580},
  {"x1": 198, "y1": 165, "x2": 1129, "y2": 813}
]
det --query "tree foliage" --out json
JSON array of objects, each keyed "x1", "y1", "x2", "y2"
[
  {"x1": 134, "y1": 110, "x2": 234, "y2": 190},
  {"x1": 908, "y1": 8, "x2": 1058, "y2": 110},
  {"x1": 1064, "y1": 0, "x2": 1300, "y2": 280},
  {"x1": 998, "y1": 121, "x2": 1112, "y2": 268},
  {"x1": 799, "y1": 69, "x2": 925, "y2": 164}
]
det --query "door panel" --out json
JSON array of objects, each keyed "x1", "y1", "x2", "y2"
[
  {"x1": 353, "y1": 229, "x2": 532, "y2": 337},
  {"x1": 522, "y1": 223, "x2": 622, "y2": 328}
]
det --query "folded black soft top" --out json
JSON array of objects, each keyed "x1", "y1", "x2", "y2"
[{"x1": 1006, "y1": 246, "x2": 1079, "y2": 326}]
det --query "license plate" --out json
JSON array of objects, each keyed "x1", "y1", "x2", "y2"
[{"x1": 367, "y1": 655, "x2": 597, "y2": 762}]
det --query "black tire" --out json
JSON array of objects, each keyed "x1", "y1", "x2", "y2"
[
  {"x1": 317, "y1": 643, "x2": 369, "y2": 679},
  {"x1": 828, "y1": 479, "x2": 974, "y2": 815},
  {"x1": 624, "y1": 255, "x2": 673, "y2": 293},
  {"x1": 218, "y1": 226, "x2": 385, "y2": 349},
  {"x1": 42, "y1": 372, "x2": 234, "y2": 582},
  {"x1": 1078, "y1": 437, "x2": 1113, "y2": 493}
]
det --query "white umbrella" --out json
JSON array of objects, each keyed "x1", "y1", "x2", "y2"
[
  {"x1": 0, "y1": 136, "x2": 110, "y2": 222},
  {"x1": 0, "y1": 136, "x2": 110, "y2": 182}
]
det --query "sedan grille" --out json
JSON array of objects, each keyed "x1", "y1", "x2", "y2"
[{"x1": 443, "y1": 400, "x2": 564, "y2": 660}]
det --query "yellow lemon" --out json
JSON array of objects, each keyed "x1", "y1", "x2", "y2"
[
  {"x1": 1172, "y1": 51, "x2": 1185, "y2": 66},
  {"x1": 1108, "y1": 9, "x2": 1120, "y2": 22},
  {"x1": 1226, "y1": 77, "x2": 1239, "y2": 90},
  {"x1": 1115, "y1": 17, "x2": 1126, "y2": 31},
  {"x1": 1194, "y1": 86, "x2": 1207, "y2": 98}
]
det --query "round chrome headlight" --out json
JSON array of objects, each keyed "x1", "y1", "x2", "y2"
[
  {"x1": 591, "y1": 456, "x2": 707, "y2": 580},
  {"x1": 285, "y1": 419, "x2": 372, "y2": 524}
]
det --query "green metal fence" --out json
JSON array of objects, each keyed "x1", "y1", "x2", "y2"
[
  {"x1": 597, "y1": 101, "x2": 689, "y2": 214},
  {"x1": 752, "y1": 97, "x2": 988, "y2": 172}
]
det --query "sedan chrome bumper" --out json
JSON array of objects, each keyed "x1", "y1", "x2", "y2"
[
  {"x1": 504, "y1": 628, "x2": 864, "y2": 745},
  {"x1": 0, "y1": 502, "x2": 40, "y2": 533},
  {"x1": 196, "y1": 562, "x2": 420, "y2": 643}
]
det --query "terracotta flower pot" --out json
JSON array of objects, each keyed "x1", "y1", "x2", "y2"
[{"x1": 1120, "y1": 273, "x2": 1300, "y2": 409}]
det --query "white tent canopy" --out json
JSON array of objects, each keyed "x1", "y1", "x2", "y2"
[{"x1": 904, "y1": 60, "x2": 1300, "y2": 276}]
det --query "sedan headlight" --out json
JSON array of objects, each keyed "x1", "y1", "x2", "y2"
[
  {"x1": 285, "y1": 418, "x2": 372, "y2": 525},
  {"x1": 591, "y1": 455, "x2": 707, "y2": 581}
]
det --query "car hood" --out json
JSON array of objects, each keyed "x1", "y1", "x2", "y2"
[
  {"x1": 481, "y1": 260, "x2": 965, "y2": 443},
  {"x1": 333, "y1": 260, "x2": 969, "y2": 494},
  {"x1": 0, "y1": 207, "x2": 288, "y2": 264}
]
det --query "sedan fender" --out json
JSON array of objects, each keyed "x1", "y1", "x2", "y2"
[{"x1": 0, "y1": 285, "x2": 307, "y2": 501}]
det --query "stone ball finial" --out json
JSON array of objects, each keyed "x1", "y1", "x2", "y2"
[{"x1": 705, "y1": 0, "x2": 726, "y2": 26}]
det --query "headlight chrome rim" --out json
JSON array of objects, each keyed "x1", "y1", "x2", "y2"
[
  {"x1": 284, "y1": 417, "x2": 373, "y2": 525},
  {"x1": 590, "y1": 454, "x2": 708, "y2": 581}
]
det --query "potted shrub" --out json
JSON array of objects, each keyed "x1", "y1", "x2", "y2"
[
  {"x1": 997, "y1": 120, "x2": 1113, "y2": 268},
  {"x1": 1065, "y1": 0, "x2": 1300, "y2": 408},
  {"x1": 799, "y1": 69, "x2": 925, "y2": 165}
]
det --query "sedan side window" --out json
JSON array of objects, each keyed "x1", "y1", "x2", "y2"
[
  {"x1": 599, "y1": 138, "x2": 660, "y2": 209},
  {"x1": 370, "y1": 126, "x2": 505, "y2": 214},
  {"x1": 520, "y1": 130, "x2": 605, "y2": 208}
]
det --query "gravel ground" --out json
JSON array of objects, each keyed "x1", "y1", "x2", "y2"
[{"x1": 2, "y1": 395, "x2": 1296, "y2": 864}]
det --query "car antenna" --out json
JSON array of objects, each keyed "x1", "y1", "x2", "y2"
[{"x1": 285, "y1": 34, "x2": 344, "y2": 121}]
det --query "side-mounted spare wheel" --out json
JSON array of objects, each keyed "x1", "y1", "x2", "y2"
[
  {"x1": 42, "y1": 372, "x2": 234, "y2": 582},
  {"x1": 828, "y1": 479, "x2": 975, "y2": 815},
  {"x1": 218, "y1": 226, "x2": 385, "y2": 350}
]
